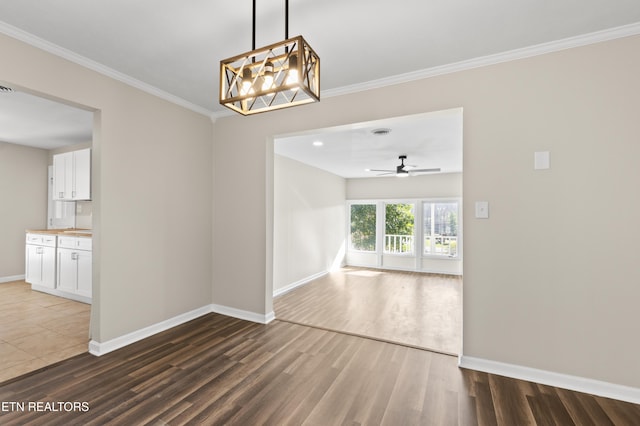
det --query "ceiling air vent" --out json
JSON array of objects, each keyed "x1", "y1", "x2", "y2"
[
  {"x1": 0, "y1": 85, "x2": 14, "y2": 93},
  {"x1": 371, "y1": 128, "x2": 391, "y2": 136}
]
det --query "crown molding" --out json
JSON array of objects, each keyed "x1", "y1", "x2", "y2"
[
  {"x1": 0, "y1": 21, "x2": 213, "y2": 117},
  {"x1": 3, "y1": 19, "x2": 639, "y2": 121},
  {"x1": 322, "y1": 22, "x2": 640, "y2": 99}
]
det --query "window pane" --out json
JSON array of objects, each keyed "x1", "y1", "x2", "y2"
[
  {"x1": 350, "y1": 204, "x2": 376, "y2": 251},
  {"x1": 384, "y1": 203, "x2": 415, "y2": 254},
  {"x1": 423, "y1": 202, "x2": 433, "y2": 254},
  {"x1": 424, "y1": 202, "x2": 458, "y2": 257}
]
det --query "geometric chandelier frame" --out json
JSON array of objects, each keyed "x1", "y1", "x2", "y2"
[{"x1": 220, "y1": 35, "x2": 320, "y2": 115}]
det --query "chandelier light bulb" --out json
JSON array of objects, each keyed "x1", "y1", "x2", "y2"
[
  {"x1": 261, "y1": 61, "x2": 275, "y2": 92},
  {"x1": 286, "y1": 54, "x2": 299, "y2": 90},
  {"x1": 240, "y1": 67, "x2": 255, "y2": 96}
]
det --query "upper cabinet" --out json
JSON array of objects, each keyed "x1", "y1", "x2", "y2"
[{"x1": 53, "y1": 148, "x2": 91, "y2": 201}]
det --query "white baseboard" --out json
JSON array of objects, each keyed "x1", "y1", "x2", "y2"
[
  {"x1": 459, "y1": 355, "x2": 640, "y2": 405},
  {"x1": 273, "y1": 270, "x2": 328, "y2": 297},
  {"x1": 0, "y1": 274, "x2": 25, "y2": 283},
  {"x1": 89, "y1": 303, "x2": 276, "y2": 357},
  {"x1": 89, "y1": 305, "x2": 212, "y2": 356},
  {"x1": 211, "y1": 304, "x2": 275, "y2": 324}
]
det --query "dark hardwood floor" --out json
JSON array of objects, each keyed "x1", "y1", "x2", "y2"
[{"x1": 0, "y1": 313, "x2": 638, "y2": 425}]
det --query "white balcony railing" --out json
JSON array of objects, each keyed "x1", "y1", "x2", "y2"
[
  {"x1": 384, "y1": 234, "x2": 415, "y2": 254},
  {"x1": 384, "y1": 234, "x2": 458, "y2": 256},
  {"x1": 425, "y1": 235, "x2": 458, "y2": 256}
]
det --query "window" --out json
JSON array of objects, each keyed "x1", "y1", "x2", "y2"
[
  {"x1": 423, "y1": 201, "x2": 459, "y2": 257},
  {"x1": 384, "y1": 203, "x2": 415, "y2": 254},
  {"x1": 349, "y1": 203, "x2": 376, "y2": 252},
  {"x1": 348, "y1": 199, "x2": 461, "y2": 261}
]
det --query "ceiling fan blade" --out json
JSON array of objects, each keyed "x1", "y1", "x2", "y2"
[
  {"x1": 376, "y1": 172, "x2": 395, "y2": 176},
  {"x1": 368, "y1": 169, "x2": 394, "y2": 172},
  {"x1": 410, "y1": 168, "x2": 441, "y2": 173}
]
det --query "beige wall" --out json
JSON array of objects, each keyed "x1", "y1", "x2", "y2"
[
  {"x1": 273, "y1": 155, "x2": 346, "y2": 293},
  {"x1": 214, "y1": 35, "x2": 640, "y2": 388},
  {"x1": 0, "y1": 142, "x2": 48, "y2": 279},
  {"x1": 346, "y1": 172, "x2": 462, "y2": 200},
  {"x1": 1, "y1": 33, "x2": 213, "y2": 342},
  {"x1": 48, "y1": 141, "x2": 92, "y2": 160}
]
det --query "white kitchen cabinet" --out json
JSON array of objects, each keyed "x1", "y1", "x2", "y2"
[
  {"x1": 47, "y1": 166, "x2": 76, "y2": 229},
  {"x1": 53, "y1": 152, "x2": 72, "y2": 200},
  {"x1": 25, "y1": 233, "x2": 57, "y2": 290},
  {"x1": 57, "y1": 236, "x2": 92, "y2": 302},
  {"x1": 53, "y1": 148, "x2": 91, "y2": 201},
  {"x1": 73, "y1": 148, "x2": 91, "y2": 200}
]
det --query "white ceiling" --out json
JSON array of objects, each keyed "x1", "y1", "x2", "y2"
[
  {"x1": 1, "y1": 1, "x2": 639, "y2": 164},
  {"x1": 0, "y1": 90, "x2": 93, "y2": 150},
  {"x1": 275, "y1": 108, "x2": 463, "y2": 178},
  {"x1": 1, "y1": 0, "x2": 640, "y2": 116}
]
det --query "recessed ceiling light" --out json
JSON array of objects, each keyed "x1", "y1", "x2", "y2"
[{"x1": 313, "y1": 141, "x2": 324, "y2": 147}]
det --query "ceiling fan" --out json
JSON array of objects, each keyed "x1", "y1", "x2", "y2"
[{"x1": 367, "y1": 155, "x2": 441, "y2": 177}]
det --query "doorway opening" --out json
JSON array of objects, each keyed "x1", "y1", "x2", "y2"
[
  {"x1": 0, "y1": 84, "x2": 96, "y2": 382},
  {"x1": 272, "y1": 108, "x2": 463, "y2": 355}
]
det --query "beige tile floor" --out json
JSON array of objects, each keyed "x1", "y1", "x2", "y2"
[{"x1": 0, "y1": 280, "x2": 90, "y2": 383}]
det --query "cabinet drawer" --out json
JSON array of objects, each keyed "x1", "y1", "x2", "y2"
[
  {"x1": 58, "y1": 236, "x2": 92, "y2": 251},
  {"x1": 26, "y1": 234, "x2": 43, "y2": 244},
  {"x1": 26, "y1": 233, "x2": 57, "y2": 247}
]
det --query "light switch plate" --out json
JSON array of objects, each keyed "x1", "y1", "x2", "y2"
[
  {"x1": 475, "y1": 201, "x2": 489, "y2": 219},
  {"x1": 534, "y1": 151, "x2": 550, "y2": 170}
]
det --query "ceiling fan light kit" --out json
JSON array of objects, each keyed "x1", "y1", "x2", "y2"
[
  {"x1": 219, "y1": 0, "x2": 320, "y2": 116},
  {"x1": 368, "y1": 155, "x2": 441, "y2": 177}
]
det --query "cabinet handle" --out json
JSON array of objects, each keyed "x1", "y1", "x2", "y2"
[
  {"x1": 36, "y1": 247, "x2": 43, "y2": 254},
  {"x1": 71, "y1": 252, "x2": 78, "y2": 260}
]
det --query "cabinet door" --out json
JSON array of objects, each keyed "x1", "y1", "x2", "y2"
[
  {"x1": 57, "y1": 248, "x2": 77, "y2": 292},
  {"x1": 25, "y1": 245, "x2": 43, "y2": 285},
  {"x1": 76, "y1": 251, "x2": 92, "y2": 297},
  {"x1": 53, "y1": 153, "x2": 70, "y2": 200},
  {"x1": 41, "y1": 246, "x2": 57, "y2": 289},
  {"x1": 73, "y1": 148, "x2": 91, "y2": 200}
]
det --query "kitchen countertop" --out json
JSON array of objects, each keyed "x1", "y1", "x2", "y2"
[{"x1": 26, "y1": 229, "x2": 93, "y2": 237}]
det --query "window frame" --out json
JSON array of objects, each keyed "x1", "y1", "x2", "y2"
[
  {"x1": 383, "y1": 201, "x2": 417, "y2": 256},
  {"x1": 347, "y1": 198, "x2": 462, "y2": 261},
  {"x1": 422, "y1": 199, "x2": 462, "y2": 259},
  {"x1": 347, "y1": 201, "x2": 378, "y2": 253}
]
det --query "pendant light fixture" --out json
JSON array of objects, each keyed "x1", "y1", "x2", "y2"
[{"x1": 219, "y1": 0, "x2": 320, "y2": 115}]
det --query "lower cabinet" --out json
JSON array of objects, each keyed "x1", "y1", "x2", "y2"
[
  {"x1": 57, "y1": 236, "x2": 92, "y2": 302},
  {"x1": 25, "y1": 232, "x2": 92, "y2": 304},
  {"x1": 57, "y1": 248, "x2": 92, "y2": 297},
  {"x1": 25, "y1": 236, "x2": 57, "y2": 290}
]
